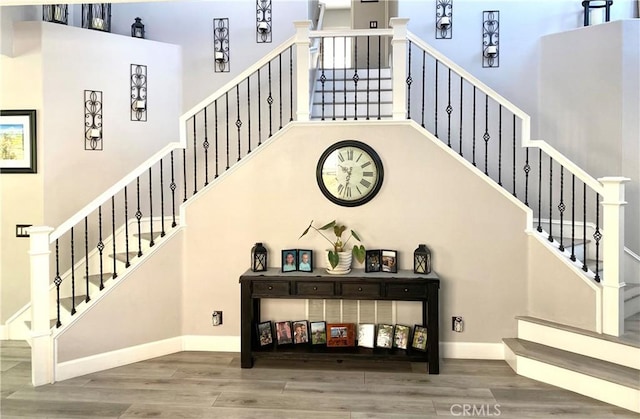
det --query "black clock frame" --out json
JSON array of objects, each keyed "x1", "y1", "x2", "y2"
[{"x1": 316, "y1": 140, "x2": 384, "y2": 207}]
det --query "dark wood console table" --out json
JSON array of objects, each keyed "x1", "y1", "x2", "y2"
[{"x1": 239, "y1": 268, "x2": 440, "y2": 374}]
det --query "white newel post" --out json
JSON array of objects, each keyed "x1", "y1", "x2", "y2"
[
  {"x1": 294, "y1": 20, "x2": 311, "y2": 122},
  {"x1": 28, "y1": 226, "x2": 54, "y2": 386},
  {"x1": 390, "y1": 18, "x2": 409, "y2": 121},
  {"x1": 598, "y1": 177, "x2": 629, "y2": 337}
]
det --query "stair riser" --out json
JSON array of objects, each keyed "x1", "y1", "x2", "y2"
[
  {"x1": 517, "y1": 319, "x2": 640, "y2": 369},
  {"x1": 311, "y1": 104, "x2": 392, "y2": 118},
  {"x1": 505, "y1": 346, "x2": 640, "y2": 414},
  {"x1": 315, "y1": 79, "x2": 393, "y2": 91},
  {"x1": 625, "y1": 294, "x2": 640, "y2": 319},
  {"x1": 625, "y1": 285, "x2": 640, "y2": 300},
  {"x1": 318, "y1": 68, "x2": 392, "y2": 79},
  {"x1": 314, "y1": 90, "x2": 393, "y2": 103}
]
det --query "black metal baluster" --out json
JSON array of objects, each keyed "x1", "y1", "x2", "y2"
[
  {"x1": 278, "y1": 52, "x2": 283, "y2": 129},
  {"x1": 84, "y1": 216, "x2": 90, "y2": 303},
  {"x1": 377, "y1": 36, "x2": 381, "y2": 120},
  {"x1": 136, "y1": 176, "x2": 143, "y2": 257},
  {"x1": 548, "y1": 156, "x2": 553, "y2": 242},
  {"x1": 54, "y1": 240, "x2": 62, "y2": 327},
  {"x1": 353, "y1": 36, "x2": 359, "y2": 121},
  {"x1": 472, "y1": 87, "x2": 476, "y2": 166},
  {"x1": 524, "y1": 149, "x2": 530, "y2": 207},
  {"x1": 182, "y1": 149, "x2": 187, "y2": 202},
  {"x1": 247, "y1": 78, "x2": 252, "y2": 153},
  {"x1": 170, "y1": 151, "x2": 177, "y2": 227},
  {"x1": 111, "y1": 196, "x2": 118, "y2": 278},
  {"x1": 558, "y1": 166, "x2": 565, "y2": 251},
  {"x1": 483, "y1": 96, "x2": 490, "y2": 176},
  {"x1": 149, "y1": 167, "x2": 154, "y2": 247},
  {"x1": 98, "y1": 206, "x2": 104, "y2": 290},
  {"x1": 289, "y1": 45, "x2": 293, "y2": 122},
  {"x1": 267, "y1": 61, "x2": 273, "y2": 136},
  {"x1": 498, "y1": 105, "x2": 503, "y2": 186},
  {"x1": 192, "y1": 115, "x2": 198, "y2": 195},
  {"x1": 320, "y1": 38, "x2": 326, "y2": 121},
  {"x1": 537, "y1": 149, "x2": 543, "y2": 232},
  {"x1": 160, "y1": 159, "x2": 166, "y2": 237},
  {"x1": 236, "y1": 84, "x2": 242, "y2": 161},
  {"x1": 406, "y1": 41, "x2": 412, "y2": 120},
  {"x1": 366, "y1": 35, "x2": 370, "y2": 120},
  {"x1": 124, "y1": 187, "x2": 131, "y2": 267},
  {"x1": 332, "y1": 37, "x2": 336, "y2": 120},
  {"x1": 594, "y1": 192, "x2": 601, "y2": 282},
  {"x1": 215, "y1": 100, "x2": 220, "y2": 176},
  {"x1": 582, "y1": 184, "x2": 588, "y2": 271},
  {"x1": 204, "y1": 108, "x2": 210, "y2": 185},
  {"x1": 571, "y1": 175, "x2": 576, "y2": 261},
  {"x1": 225, "y1": 91, "x2": 230, "y2": 170},
  {"x1": 70, "y1": 227, "x2": 76, "y2": 315},
  {"x1": 512, "y1": 115, "x2": 517, "y2": 197},
  {"x1": 459, "y1": 78, "x2": 463, "y2": 156},
  {"x1": 446, "y1": 69, "x2": 452, "y2": 147},
  {"x1": 421, "y1": 50, "x2": 426, "y2": 128},
  {"x1": 435, "y1": 61, "x2": 439, "y2": 138},
  {"x1": 257, "y1": 69, "x2": 263, "y2": 145}
]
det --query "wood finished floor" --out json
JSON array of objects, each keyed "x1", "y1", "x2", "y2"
[{"x1": 1, "y1": 340, "x2": 638, "y2": 418}]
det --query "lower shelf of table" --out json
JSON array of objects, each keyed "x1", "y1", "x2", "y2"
[{"x1": 248, "y1": 344, "x2": 429, "y2": 363}]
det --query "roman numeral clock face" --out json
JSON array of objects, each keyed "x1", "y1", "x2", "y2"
[{"x1": 316, "y1": 140, "x2": 384, "y2": 207}]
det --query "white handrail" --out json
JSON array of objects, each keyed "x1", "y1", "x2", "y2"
[
  {"x1": 406, "y1": 31, "x2": 604, "y2": 195},
  {"x1": 50, "y1": 141, "x2": 183, "y2": 243},
  {"x1": 310, "y1": 28, "x2": 393, "y2": 38}
]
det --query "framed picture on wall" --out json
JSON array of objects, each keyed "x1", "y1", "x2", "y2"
[{"x1": 0, "y1": 110, "x2": 37, "y2": 174}]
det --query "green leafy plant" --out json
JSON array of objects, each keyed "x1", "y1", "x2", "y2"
[{"x1": 299, "y1": 220, "x2": 366, "y2": 269}]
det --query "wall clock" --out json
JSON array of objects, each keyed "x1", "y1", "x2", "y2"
[{"x1": 316, "y1": 140, "x2": 384, "y2": 207}]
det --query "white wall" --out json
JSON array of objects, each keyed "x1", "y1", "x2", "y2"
[
  {"x1": 539, "y1": 20, "x2": 640, "y2": 256},
  {"x1": 0, "y1": 5, "x2": 38, "y2": 56},
  {"x1": 107, "y1": 1, "x2": 308, "y2": 112}
]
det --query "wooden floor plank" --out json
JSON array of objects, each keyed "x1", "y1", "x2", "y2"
[
  {"x1": 80, "y1": 376, "x2": 287, "y2": 393},
  {"x1": 120, "y1": 404, "x2": 351, "y2": 418},
  {"x1": 0, "y1": 398, "x2": 130, "y2": 418}
]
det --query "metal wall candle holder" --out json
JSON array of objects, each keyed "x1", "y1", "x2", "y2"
[
  {"x1": 482, "y1": 10, "x2": 499, "y2": 68},
  {"x1": 582, "y1": 0, "x2": 613, "y2": 26},
  {"x1": 130, "y1": 64, "x2": 147, "y2": 122},
  {"x1": 82, "y1": 3, "x2": 111, "y2": 32},
  {"x1": 84, "y1": 90, "x2": 103, "y2": 151},
  {"x1": 213, "y1": 18, "x2": 230, "y2": 73},
  {"x1": 256, "y1": 0, "x2": 272, "y2": 43},
  {"x1": 43, "y1": 4, "x2": 68, "y2": 25},
  {"x1": 435, "y1": 0, "x2": 452, "y2": 39}
]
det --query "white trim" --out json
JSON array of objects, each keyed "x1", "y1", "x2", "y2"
[
  {"x1": 182, "y1": 335, "x2": 241, "y2": 352},
  {"x1": 517, "y1": 319, "x2": 640, "y2": 369},
  {"x1": 0, "y1": 325, "x2": 8, "y2": 340},
  {"x1": 512, "y1": 353, "x2": 639, "y2": 413},
  {"x1": 626, "y1": 248, "x2": 640, "y2": 263},
  {"x1": 309, "y1": 28, "x2": 393, "y2": 38},
  {"x1": 54, "y1": 336, "x2": 183, "y2": 382},
  {"x1": 439, "y1": 342, "x2": 505, "y2": 360}
]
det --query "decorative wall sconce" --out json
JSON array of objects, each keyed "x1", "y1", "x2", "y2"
[
  {"x1": 82, "y1": 3, "x2": 111, "y2": 32},
  {"x1": 213, "y1": 18, "x2": 230, "y2": 72},
  {"x1": 435, "y1": 0, "x2": 452, "y2": 39},
  {"x1": 256, "y1": 0, "x2": 272, "y2": 43},
  {"x1": 251, "y1": 242, "x2": 268, "y2": 272},
  {"x1": 131, "y1": 17, "x2": 145, "y2": 38},
  {"x1": 413, "y1": 244, "x2": 432, "y2": 274},
  {"x1": 84, "y1": 90, "x2": 103, "y2": 151},
  {"x1": 482, "y1": 10, "x2": 499, "y2": 68},
  {"x1": 582, "y1": 0, "x2": 613, "y2": 26},
  {"x1": 43, "y1": 4, "x2": 68, "y2": 25},
  {"x1": 130, "y1": 64, "x2": 147, "y2": 122}
]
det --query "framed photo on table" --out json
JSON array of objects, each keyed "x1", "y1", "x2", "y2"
[
  {"x1": 310, "y1": 321, "x2": 327, "y2": 345},
  {"x1": 326, "y1": 323, "x2": 355, "y2": 347},
  {"x1": 292, "y1": 320, "x2": 309, "y2": 344},
  {"x1": 412, "y1": 325, "x2": 428, "y2": 351},
  {"x1": 275, "y1": 321, "x2": 293, "y2": 345},
  {"x1": 381, "y1": 250, "x2": 398, "y2": 273},
  {"x1": 257, "y1": 321, "x2": 273, "y2": 346},
  {"x1": 0, "y1": 110, "x2": 37, "y2": 174},
  {"x1": 281, "y1": 249, "x2": 298, "y2": 272},
  {"x1": 393, "y1": 324, "x2": 411, "y2": 350},
  {"x1": 365, "y1": 250, "x2": 381, "y2": 273},
  {"x1": 297, "y1": 249, "x2": 313, "y2": 272}
]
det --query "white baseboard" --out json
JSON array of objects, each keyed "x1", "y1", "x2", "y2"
[
  {"x1": 0, "y1": 325, "x2": 8, "y2": 340},
  {"x1": 439, "y1": 342, "x2": 505, "y2": 360},
  {"x1": 54, "y1": 336, "x2": 183, "y2": 382},
  {"x1": 182, "y1": 335, "x2": 241, "y2": 352}
]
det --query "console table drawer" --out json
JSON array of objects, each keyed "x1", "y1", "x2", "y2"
[
  {"x1": 253, "y1": 281, "x2": 290, "y2": 296},
  {"x1": 387, "y1": 283, "x2": 428, "y2": 299},
  {"x1": 341, "y1": 283, "x2": 381, "y2": 298},
  {"x1": 296, "y1": 282, "x2": 335, "y2": 296}
]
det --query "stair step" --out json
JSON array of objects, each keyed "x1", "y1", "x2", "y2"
[
  {"x1": 319, "y1": 68, "x2": 392, "y2": 79},
  {"x1": 60, "y1": 295, "x2": 87, "y2": 312},
  {"x1": 504, "y1": 338, "x2": 640, "y2": 389},
  {"x1": 109, "y1": 251, "x2": 139, "y2": 263},
  {"x1": 24, "y1": 319, "x2": 57, "y2": 329},
  {"x1": 85, "y1": 273, "x2": 114, "y2": 288},
  {"x1": 134, "y1": 231, "x2": 163, "y2": 242}
]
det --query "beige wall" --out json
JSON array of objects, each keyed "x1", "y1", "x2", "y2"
[
  {"x1": 182, "y1": 122, "x2": 530, "y2": 344},
  {"x1": 0, "y1": 23, "x2": 44, "y2": 322},
  {"x1": 56, "y1": 230, "x2": 183, "y2": 362}
]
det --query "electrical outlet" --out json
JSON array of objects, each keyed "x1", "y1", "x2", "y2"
[
  {"x1": 452, "y1": 316, "x2": 463, "y2": 332},
  {"x1": 212, "y1": 311, "x2": 223, "y2": 326},
  {"x1": 369, "y1": 20, "x2": 378, "y2": 29}
]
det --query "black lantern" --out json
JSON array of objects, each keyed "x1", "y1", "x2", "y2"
[
  {"x1": 413, "y1": 244, "x2": 432, "y2": 274},
  {"x1": 251, "y1": 242, "x2": 267, "y2": 272},
  {"x1": 82, "y1": 3, "x2": 112, "y2": 32},
  {"x1": 43, "y1": 5, "x2": 68, "y2": 25},
  {"x1": 131, "y1": 17, "x2": 145, "y2": 39}
]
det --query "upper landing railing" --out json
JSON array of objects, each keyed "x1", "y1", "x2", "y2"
[{"x1": 27, "y1": 16, "x2": 628, "y2": 387}]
